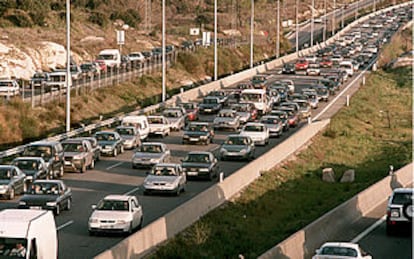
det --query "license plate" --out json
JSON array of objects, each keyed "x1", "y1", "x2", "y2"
[
  {"x1": 64, "y1": 161, "x2": 71, "y2": 166},
  {"x1": 204, "y1": 109, "x2": 211, "y2": 112},
  {"x1": 187, "y1": 171, "x2": 198, "y2": 176},
  {"x1": 30, "y1": 206, "x2": 42, "y2": 210},
  {"x1": 190, "y1": 138, "x2": 198, "y2": 141}
]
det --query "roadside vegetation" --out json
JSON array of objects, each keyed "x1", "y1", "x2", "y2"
[{"x1": 148, "y1": 29, "x2": 413, "y2": 258}]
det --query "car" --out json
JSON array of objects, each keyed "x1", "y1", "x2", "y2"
[
  {"x1": 147, "y1": 115, "x2": 171, "y2": 137},
  {"x1": 80, "y1": 62, "x2": 100, "y2": 78},
  {"x1": 304, "y1": 92, "x2": 319, "y2": 109},
  {"x1": 260, "y1": 115, "x2": 284, "y2": 137},
  {"x1": 272, "y1": 85, "x2": 288, "y2": 102},
  {"x1": 131, "y1": 142, "x2": 170, "y2": 169},
  {"x1": 88, "y1": 195, "x2": 143, "y2": 235},
  {"x1": 11, "y1": 157, "x2": 49, "y2": 186},
  {"x1": 22, "y1": 141, "x2": 64, "y2": 179},
  {"x1": 181, "y1": 151, "x2": 219, "y2": 180},
  {"x1": 279, "y1": 79, "x2": 295, "y2": 94},
  {"x1": 182, "y1": 122, "x2": 214, "y2": 145},
  {"x1": 128, "y1": 52, "x2": 145, "y2": 63},
  {"x1": 282, "y1": 63, "x2": 296, "y2": 74},
  {"x1": 386, "y1": 188, "x2": 414, "y2": 235},
  {"x1": 219, "y1": 135, "x2": 255, "y2": 161},
  {"x1": 143, "y1": 163, "x2": 186, "y2": 196},
  {"x1": 315, "y1": 86, "x2": 330, "y2": 102},
  {"x1": 237, "y1": 82, "x2": 254, "y2": 91},
  {"x1": 251, "y1": 74, "x2": 269, "y2": 89},
  {"x1": 239, "y1": 122, "x2": 269, "y2": 146},
  {"x1": 207, "y1": 90, "x2": 229, "y2": 104},
  {"x1": 70, "y1": 65, "x2": 82, "y2": 80},
  {"x1": 180, "y1": 102, "x2": 199, "y2": 121},
  {"x1": 18, "y1": 180, "x2": 72, "y2": 215},
  {"x1": 61, "y1": 138, "x2": 95, "y2": 173},
  {"x1": 181, "y1": 40, "x2": 195, "y2": 51},
  {"x1": 115, "y1": 126, "x2": 141, "y2": 149},
  {"x1": 94, "y1": 59, "x2": 107, "y2": 73},
  {"x1": 162, "y1": 109, "x2": 185, "y2": 131},
  {"x1": 199, "y1": 96, "x2": 223, "y2": 114},
  {"x1": 230, "y1": 103, "x2": 257, "y2": 124},
  {"x1": 312, "y1": 242, "x2": 372, "y2": 259},
  {"x1": 213, "y1": 109, "x2": 240, "y2": 131},
  {"x1": 277, "y1": 106, "x2": 300, "y2": 127},
  {"x1": 295, "y1": 58, "x2": 309, "y2": 71},
  {"x1": 225, "y1": 91, "x2": 242, "y2": 106},
  {"x1": 269, "y1": 110, "x2": 290, "y2": 132},
  {"x1": 0, "y1": 165, "x2": 26, "y2": 200},
  {"x1": 304, "y1": 55, "x2": 317, "y2": 63},
  {"x1": 75, "y1": 137, "x2": 101, "y2": 162},
  {"x1": 0, "y1": 79, "x2": 20, "y2": 97},
  {"x1": 94, "y1": 131, "x2": 124, "y2": 157},
  {"x1": 30, "y1": 72, "x2": 50, "y2": 88},
  {"x1": 294, "y1": 99, "x2": 312, "y2": 119},
  {"x1": 141, "y1": 51, "x2": 153, "y2": 60},
  {"x1": 306, "y1": 63, "x2": 321, "y2": 76}
]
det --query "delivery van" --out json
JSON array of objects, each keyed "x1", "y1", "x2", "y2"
[
  {"x1": 96, "y1": 49, "x2": 121, "y2": 69},
  {"x1": 0, "y1": 209, "x2": 57, "y2": 259},
  {"x1": 121, "y1": 115, "x2": 149, "y2": 140}
]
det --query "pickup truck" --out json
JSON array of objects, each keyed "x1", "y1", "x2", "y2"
[{"x1": 61, "y1": 138, "x2": 95, "y2": 173}]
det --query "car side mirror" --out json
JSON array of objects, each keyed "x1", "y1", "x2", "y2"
[{"x1": 91, "y1": 205, "x2": 97, "y2": 210}]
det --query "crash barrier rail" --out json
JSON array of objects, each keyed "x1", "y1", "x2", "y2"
[
  {"x1": 94, "y1": 119, "x2": 330, "y2": 259},
  {"x1": 259, "y1": 163, "x2": 413, "y2": 259}
]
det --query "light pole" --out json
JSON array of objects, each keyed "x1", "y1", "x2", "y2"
[
  {"x1": 341, "y1": 5, "x2": 344, "y2": 28},
  {"x1": 310, "y1": 0, "x2": 314, "y2": 47},
  {"x1": 214, "y1": 0, "x2": 218, "y2": 80},
  {"x1": 276, "y1": 0, "x2": 280, "y2": 58},
  {"x1": 161, "y1": 0, "x2": 166, "y2": 102},
  {"x1": 373, "y1": 0, "x2": 376, "y2": 12},
  {"x1": 355, "y1": 0, "x2": 358, "y2": 20},
  {"x1": 295, "y1": 0, "x2": 299, "y2": 52},
  {"x1": 323, "y1": 0, "x2": 326, "y2": 41},
  {"x1": 65, "y1": 0, "x2": 71, "y2": 132},
  {"x1": 250, "y1": 0, "x2": 254, "y2": 68},
  {"x1": 332, "y1": 0, "x2": 336, "y2": 36}
]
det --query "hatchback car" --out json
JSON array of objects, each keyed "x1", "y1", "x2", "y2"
[
  {"x1": 143, "y1": 163, "x2": 186, "y2": 196},
  {"x1": 147, "y1": 115, "x2": 171, "y2": 138},
  {"x1": 162, "y1": 109, "x2": 185, "y2": 131},
  {"x1": 18, "y1": 180, "x2": 72, "y2": 215},
  {"x1": 312, "y1": 242, "x2": 372, "y2": 259},
  {"x1": 213, "y1": 109, "x2": 240, "y2": 131},
  {"x1": 181, "y1": 152, "x2": 219, "y2": 180},
  {"x1": 0, "y1": 165, "x2": 26, "y2": 200},
  {"x1": 95, "y1": 131, "x2": 124, "y2": 157},
  {"x1": 199, "y1": 96, "x2": 222, "y2": 114},
  {"x1": 219, "y1": 135, "x2": 255, "y2": 161},
  {"x1": 386, "y1": 188, "x2": 414, "y2": 235},
  {"x1": 239, "y1": 123, "x2": 269, "y2": 146},
  {"x1": 131, "y1": 142, "x2": 170, "y2": 169},
  {"x1": 115, "y1": 126, "x2": 141, "y2": 149},
  {"x1": 88, "y1": 195, "x2": 143, "y2": 235},
  {"x1": 182, "y1": 122, "x2": 214, "y2": 145},
  {"x1": 11, "y1": 157, "x2": 48, "y2": 186},
  {"x1": 260, "y1": 116, "x2": 284, "y2": 137}
]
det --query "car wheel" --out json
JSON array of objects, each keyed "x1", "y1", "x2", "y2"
[
  {"x1": 127, "y1": 222, "x2": 133, "y2": 235},
  {"x1": 175, "y1": 186, "x2": 181, "y2": 196},
  {"x1": 23, "y1": 183, "x2": 28, "y2": 194},
  {"x1": 113, "y1": 148, "x2": 118, "y2": 157},
  {"x1": 8, "y1": 188, "x2": 15, "y2": 200},
  {"x1": 96, "y1": 153, "x2": 101, "y2": 161},
  {"x1": 132, "y1": 164, "x2": 137, "y2": 169},
  {"x1": 55, "y1": 205, "x2": 60, "y2": 216},
  {"x1": 88, "y1": 230, "x2": 95, "y2": 236},
  {"x1": 90, "y1": 159, "x2": 95, "y2": 170},
  {"x1": 120, "y1": 146, "x2": 124, "y2": 154},
  {"x1": 386, "y1": 223, "x2": 395, "y2": 236},
  {"x1": 67, "y1": 199, "x2": 72, "y2": 211}
]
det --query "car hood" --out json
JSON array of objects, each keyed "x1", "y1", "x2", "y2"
[
  {"x1": 20, "y1": 194, "x2": 58, "y2": 203},
  {"x1": 0, "y1": 179, "x2": 11, "y2": 185},
  {"x1": 98, "y1": 141, "x2": 116, "y2": 146},
  {"x1": 181, "y1": 162, "x2": 210, "y2": 169},
  {"x1": 133, "y1": 152, "x2": 163, "y2": 159},
  {"x1": 221, "y1": 144, "x2": 247, "y2": 152},
  {"x1": 64, "y1": 151, "x2": 82, "y2": 157},
  {"x1": 214, "y1": 117, "x2": 235, "y2": 123},
  {"x1": 145, "y1": 175, "x2": 179, "y2": 184},
  {"x1": 121, "y1": 135, "x2": 135, "y2": 140},
  {"x1": 90, "y1": 210, "x2": 132, "y2": 221},
  {"x1": 183, "y1": 131, "x2": 208, "y2": 136}
]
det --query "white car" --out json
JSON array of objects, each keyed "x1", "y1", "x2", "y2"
[
  {"x1": 162, "y1": 109, "x2": 185, "y2": 131},
  {"x1": 312, "y1": 242, "x2": 372, "y2": 259},
  {"x1": 143, "y1": 163, "x2": 186, "y2": 196},
  {"x1": 147, "y1": 115, "x2": 170, "y2": 138},
  {"x1": 128, "y1": 52, "x2": 145, "y2": 63},
  {"x1": 239, "y1": 122, "x2": 269, "y2": 146},
  {"x1": 88, "y1": 195, "x2": 143, "y2": 235},
  {"x1": 131, "y1": 142, "x2": 170, "y2": 168},
  {"x1": 280, "y1": 79, "x2": 295, "y2": 94},
  {"x1": 306, "y1": 63, "x2": 321, "y2": 76},
  {"x1": 0, "y1": 79, "x2": 20, "y2": 97}
]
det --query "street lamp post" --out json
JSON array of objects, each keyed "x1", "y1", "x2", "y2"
[
  {"x1": 355, "y1": 0, "x2": 359, "y2": 20},
  {"x1": 323, "y1": 0, "x2": 326, "y2": 41},
  {"x1": 332, "y1": 0, "x2": 336, "y2": 36},
  {"x1": 295, "y1": 0, "x2": 299, "y2": 52},
  {"x1": 65, "y1": 0, "x2": 71, "y2": 132},
  {"x1": 276, "y1": 0, "x2": 280, "y2": 58},
  {"x1": 250, "y1": 0, "x2": 254, "y2": 68},
  {"x1": 310, "y1": 0, "x2": 314, "y2": 47},
  {"x1": 214, "y1": 0, "x2": 218, "y2": 80},
  {"x1": 341, "y1": 6, "x2": 344, "y2": 28},
  {"x1": 161, "y1": 0, "x2": 166, "y2": 102}
]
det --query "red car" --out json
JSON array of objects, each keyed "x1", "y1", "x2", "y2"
[
  {"x1": 320, "y1": 58, "x2": 333, "y2": 68},
  {"x1": 295, "y1": 58, "x2": 309, "y2": 70},
  {"x1": 181, "y1": 102, "x2": 199, "y2": 121},
  {"x1": 94, "y1": 60, "x2": 107, "y2": 73}
]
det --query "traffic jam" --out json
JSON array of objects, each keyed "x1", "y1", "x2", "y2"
[{"x1": 0, "y1": 4, "x2": 411, "y2": 258}]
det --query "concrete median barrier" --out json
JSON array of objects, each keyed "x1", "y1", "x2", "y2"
[{"x1": 95, "y1": 119, "x2": 330, "y2": 259}]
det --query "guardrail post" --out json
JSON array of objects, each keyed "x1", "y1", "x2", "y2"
[
  {"x1": 219, "y1": 172, "x2": 224, "y2": 182},
  {"x1": 346, "y1": 95, "x2": 350, "y2": 107},
  {"x1": 21, "y1": 81, "x2": 25, "y2": 100},
  {"x1": 362, "y1": 76, "x2": 366, "y2": 86},
  {"x1": 31, "y1": 82, "x2": 35, "y2": 108}
]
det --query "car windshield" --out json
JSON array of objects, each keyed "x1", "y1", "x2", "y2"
[
  {"x1": 163, "y1": 111, "x2": 180, "y2": 118},
  {"x1": 0, "y1": 168, "x2": 12, "y2": 180},
  {"x1": 62, "y1": 143, "x2": 84, "y2": 152},
  {"x1": 152, "y1": 167, "x2": 177, "y2": 176},
  {"x1": 23, "y1": 145, "x2": 52, "y2": 159},
  {"x1": 232, "y1": 105, "x2": 249, "y2": 112},
  {"x1": 182, "y1": 103, "x2": 195, "y2": 109},
  {"x1": 320, "y1": 246, "x2": 358, "y2": 257},
  {"x1": 29, "y1": 182, "x2": 59, "y2": 195},
  {"x1": 242, "y1": 93, "x2": 261, "y2": 102},
  {"x1": 95, "y1": 133, "x2": 115, "y2": 141},
  {"x1": 148, "y1": 117, "x2": 164, "y2": 124},
  {"x1": 261, "y1": 118, "x2": 280, "y2": 124},
  {"x1": 392, "y1": 192, "x2": 414, "y2": 205},
  {"x1": 184, "y1": 154, "x2": 210, "y2": 163},
  {"x1": 140, "y1": 145, "x2": 162, "y2": 153},
  {"x1": 96, "y1": 200, "x2": 129, "y2": 211},
  {"x1": 116, "y1": 128, "x2": 134, "y2": 136},
  {"x1": 203, "y1": 98, "x2": 218, "y2": 104},
  {"x1": 225, "y1": 137, "x2": 248, "y2": 145},
  {"x1": 188, "y1": 124, "x2": 208, "y2": 132},
  {"x1": 244, "y1": 125, "x2": 264, "y2": 132},
  {"x1": 13, "y1": 160, "x2": 38, "y2": 171}
]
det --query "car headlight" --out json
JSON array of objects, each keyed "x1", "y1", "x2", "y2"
[
  {"x1": 149, "y1": 158, "x2": 159, "y2": 163},
  {"x1": 89, "y1": 218, "x2": 98, "y2": 223},
  {"x1": 25, "y1": 176, "x2": 33, "y2": 180},
  {"x1": 183, "y1": 135, "x2": 189, "y2": 139},
  {"x1": 0, "y1": 185, "x2": 7, "y2": 190},
  {"x1": 239, "y1": 149, "x2": 247, "y2": 154},
  {"x1": 220, "y1": 148, "x2": 227, "y2": 154},
  {"x1": 105, "y1": 145, "x2": 113, "y2": 150},
  {"x1": 125, "y1": 139, "x2": 133, "y2": 144},
  {"x1": 390, "y1": 208, "x2": 400, "y2": 218},
  {"x1": 165, "y1": 183, "x2": 174, "y2": 187},
  {"x1": 46, "y1": 202, "x2": 57, "y2": 207},
  {"x1": 117, "y1": 219, "x2": 128, "y2": 224},
  {"x1": 182, "y1": 168, "x2": 188, "y2": 172},
  {"x1": 19, "y1": 201, "x2": 26, "y2": 206},
  {"x1": 200, "y1": 135, "x2": 208, "y2": 139},
  {"x1": 72, "y1": 154, "x2": 83, "y2": 160}
]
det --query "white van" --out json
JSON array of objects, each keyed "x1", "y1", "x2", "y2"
[
  {"x1": 0, "y1": 209, "x2": 57, "y2": 259},
  {"x1": 97, "y1": 49, "x2": 121, "y2": 69},
  {"x1": 121, "y1": 115, "x2": 149, "y2": 140},
  {"x1": 339, "y1": 61, "x2": 354, "y2": 77},
  {"x1": 240, "y1": 89, "x2": 270, "y2": 115},
  {"x1": 44, "y1": 71, "x2": 71, "y2": 91}
]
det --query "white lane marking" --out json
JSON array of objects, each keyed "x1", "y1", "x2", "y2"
[
  {"x1": 123, "y1": 186, "x2": 140, "y2": 196},
  {"x1": 351, "y1": 215, "x2": 386, "y2": 243},
  {"x1": 57, "y1": 220, "x2": 74, "y2": 231},
  {"x1": 106, "y1": 161, "x2": 124, "y2": 170},
  {"x1": 313, "y1": 58, "x2": 377, "y2": 121}
]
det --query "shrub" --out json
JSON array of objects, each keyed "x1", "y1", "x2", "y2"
[
  {"x1": 5, "y1": 9, "x2": 33, "y2": 27},
  {"x1": 88, "y1": 11, "x2": 107, "y2": 27},
  {"x1": 0, "y1": 0, "x2": 15, "y2": 17},
  {"x1": 29, "y1": 11, "x2": 46, "y2": 26},
  {"x1": 110, "y1": 9, "x2": 141, "y2": 28},
  {"x1": 50, "y1": 2, "x2": 65, "y2": 11}
]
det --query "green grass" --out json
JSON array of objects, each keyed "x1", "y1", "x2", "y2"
[{"x1": 149, "y1": 71, "x2": 412, "y2": 258}]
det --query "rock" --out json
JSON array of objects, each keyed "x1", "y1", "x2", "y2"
[
  {"x1": 322, "y1": 168, "x2": 335, "y2": 183},
  {"x1": 340, "y1": 169, "x2": 355, "y2": 183}
]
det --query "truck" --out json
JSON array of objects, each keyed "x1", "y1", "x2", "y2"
[{"x1": 0, "y1": 209, "x2": 57, "y2": 259}]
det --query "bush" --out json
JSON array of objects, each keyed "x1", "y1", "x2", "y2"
[
  {"x1": 88, "y1": 11, "x2": 107, "y2": 27},
  {"x1": 0, "y1": 0, "x2": 15, "y2": 17},
  {"x1": 110, "y1": 9, "x2": 141, "y2": 28},
  {"x1": 29, "y1": 11, "x2": 46, "y2": 26},
  {"x1": 5, "y1": 9, "x2": 33, "y2": 27},
  {"x1": 50, "y1": 2, "x2": 65, "y2": 11}
]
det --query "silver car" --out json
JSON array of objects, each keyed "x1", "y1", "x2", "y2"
[
  {"x1": 162, "y1": 109, "x2": 185, "y2": 131},
  {"x1": 88, "y1": 195, "x2": 144, "y2": 235},
  {"x1": 116, "y1": 126, "x2": 141, "y2": 149},
  {"x1": 213, "y1": 109, "x2": 240, "y2": 131},
  {"x1": 260, "y1": 116, "x2": 283, "y2": 137},
  {"x1": 11, "y1": 157, "x2": 48, "y2": 185},
  {"x1": 143, "y1": 163, "x2": 186, "y2": 196},
  {"x1": 131, "y1": 142, "x2": 170, "y2": 168},
  {"x1": 0, "y1": 165, "x2": 26, "y2": 200}
]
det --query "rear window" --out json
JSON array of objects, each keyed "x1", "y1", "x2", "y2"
[{"x1": 392, "y1": 192, "x2": 414, "y2": 205}]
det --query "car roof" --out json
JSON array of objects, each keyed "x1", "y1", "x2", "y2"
[
  {"x1": 321, "y1": 242, "x2": 359, "y2": 249},
  {"x1": 104, "y1": 195, "x2": 133, "y2": 201},
  {"x1": 142, "y1": 142, "x2": 164, "y2": 146},
  {"x1": 33, "y1": 179, "x2": 63, "y2": 184},
  {"x1": 29, "y1": 141, "x2": 60, "y2": 146},
  {"x1": 187, "y1": 151, "x2": 213, "y2": 155},
  {"x1": 393, "y1": 188, "x2": 414, "y2": 193},
  {"x1": 13, "y1": 157, "x2": 45, "y2": 162}
]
